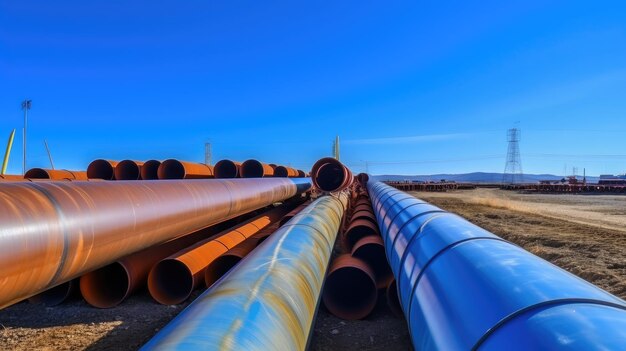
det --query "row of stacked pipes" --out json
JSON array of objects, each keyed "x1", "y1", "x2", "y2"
[{"x1": 1, "y1": 156, "x2": 626, "y2": 350}]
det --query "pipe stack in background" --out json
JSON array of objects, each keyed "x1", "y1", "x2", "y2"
[{"x1": 368, "y1": 181, "x2": 626, "y2": 350}]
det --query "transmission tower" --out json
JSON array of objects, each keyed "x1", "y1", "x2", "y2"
[
  {"x1": 502, "y1": 128, "x2": 523, "y2": 184},
  {"x1": 204, "y1": 142, "x2": 212, "y2": 166}
]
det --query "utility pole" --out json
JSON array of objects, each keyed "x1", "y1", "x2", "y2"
[
  {"x1": 44, "y1": 140, "x2": 55, "y2": 170},
  {"x1": 21, "y1": 99, "x2": 32, "y2": 175},
  {"x1": 204, "y1": 141, "x2": 212, "y2": 166}
]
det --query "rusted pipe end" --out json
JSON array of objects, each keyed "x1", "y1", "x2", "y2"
[
  {"x1": 79, "y1": 263, "x2": 131, "y2": 308},
  {"x1": 148, "y1": 259, "x2": 194, "y2": 305},
  {"x1": 343, "y1": 219, "x2": 380, "y2": 251},
  {"x1": 115, "y1": 160, "x2": 143, "y2": 180},
  {"x1": 28, "y1": 280, "x2": 76, "y2": 306},
  {"x1": 274, "y1": 166, "x2": 298, "y2": 178},
  {"x1": 351, "y1": 209, "x2": 377, "y2": 225},
  {"x1": 87, "y1": 159, "x2": 118, "y2": 180},
  {"x1": 386, "y1": 279, "x2": 403, "y2": 317},
  {"x1": 204, "y1": 254, "x2": 243, "y2": 288},
  {"x1": 214, "y1": 159, "x2": 240, "y2": 178},
  {"x1": 157, "y1": 159, "x2": 186, "y2": 179},
  {"x1": 356, "y1": 173, "x2": 370, "y2": 184},
  {"x1": 297, "y1": 170, "x2": 306, "y2": 178},
  {"x1": 24, "y1": 168, "x2": 51, "y2": 179},
  {"x1": 311, "y1": 157, "x2": 353, "y2": 192},
  {"x1": 240, "y1": 159, "x2": 273, "y2": 178},
  {"x1": 351, "y1": 236, "x2": 393, "y2": 289},
  {"x1": 140, "y1": 160, "x2": 161, "y2": 180},
  {"x1": 322, "y1": 255, "x2": 377, "y2": 320}
]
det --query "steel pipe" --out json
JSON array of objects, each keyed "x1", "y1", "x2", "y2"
[
  {"x1": 351, "y1": 235, "x2": 393, "y2": 289},
  {"x1": 386, "y1": 279, "x2": 402, "y2": 317},
  {"x1": 141, "y1": 193, "x2": 348, "y2": 351},
  {"x1": 114, "y1": 160, "x2": 144, "y2": 180},
  {"x1": 87, "y1": 159, "x2": 118, "y2": 180},
  {"x1": 240, "y1": 159, "x2": 274, "y2": 178},
  {"x1": 0, "y1": 174, "x2": 25, "y2": 181},
  {"x1": 147, "y1": 204, "x2": 294, "y2": 305},
  {"x1": 279, "y1": 202, "x2": 309, "y2": 226},
  {"x1": 311, "y1": 157, "x2": 353, "y2": 192},
  {"x1": 140, "y1": 160, "x2": 161, "y2": 180},
  {"x1": 343, "y1": 218, "x2": 380, "y2": 251},
  {"x1": 274, "y1": 165, "x2": 299, "y2": 177},
  {"x1": 0, "y1": 177, "x2": 311, "y2": 309},
  {"x1": 214, "y1": 159, "x2": 242, "y2": 178},
  {"x1": 157, "y1": 159, "x2": 214, "y2": 179},
  {"x1": 367, "y1": 181, "x2": 626, "y2": 350},
  {"x1": 203, "y1": 237, "x2": 258, "y2": 288},
  {"x1": 79, "y1": 215, "x2": 248, "y2": 308},
  {"x1": 322, "y1": 254, "x2": 378, "y2": 320},
  {"x1": 297, "y1": 170, "x2": 306, "y2": 178},
  {"x1": 24, "y1": 168, "x2": 88, "y2": 180}
]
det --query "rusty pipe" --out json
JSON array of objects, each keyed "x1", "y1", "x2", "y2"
[
  {"x1": 79, "y1": 214, "x2": 251, "y2": 308},
  {"x1": 157, "y1": 159, "x2": 214, "y2": 179},
  {"x1": 0, "y1": 177, "x2": 311, "y2": 309},
  {"x1": 214, "y1": 159, "x2": 242, "y2": 178},
  {"x1": 140, "y1": 160, "x2": 161, "y2": 180},
  {"x1": 23, "y1": 168, "x2": 88, "y2": 180},
  {"x1": 28, "y1": 279, "x2": 78, "y2": 306},
  {"x1": 274, "y1": 165, "x2": 299, "y2": 177},
  {"x1": 351, "y1": 236, "x2": 393, "y2": 289},
  {"x1": 279, "y1": 202, "x2": 310, "y2": 226},
  {"x1": 0, "y1": 174, "x2": 26, "y2": 181},
  {"x1": 322, "y1": 254, "x2": 378, "y2": 320},
  {"x1": 141, "y1": 193, "x2": 348, "y2": 351},
  {"x1": 240, "y1": 159, "x2": 275, "y2": 178},
  {"x1": 114, "y1": 160, "x2": 144, "y2": 180},
  {"x1": 297, "y1": 169, "x2": 306, "y2": 178},
  {"x1": 203, "y1": 238, "x2": 258, "y2": 288},
  {"x1": 87, "y1": 159, "x2": 118, "y2": 180},
  {"x1": 311, "y1": 157, "x2": 353, "y2": 192},
  {"x1": 343, "y1": 218, "x2": 380, "y2": 251},
  {"x1": 147, "y1": 204, "x2": 295, "y2": 305}
]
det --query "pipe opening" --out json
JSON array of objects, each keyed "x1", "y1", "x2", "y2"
[
  {"x1": 214, "y1": 160, "x2": 239, "y2": 178},
  {"x1": 115, "y1": 160, "x2": 141, "y2": 180},
  {"x1": 87, "y1": 159, "x2": 115, "y2": 180},
  {"x1": 24, "y1": 168, "x2": 50, "y2": 179},
  {"x1": 274, "y1": 166, "x2": 289, "y2": 177},
  {"x1": 140, "y1": 160, "x2": 161, "y2": 180},
  {"x1": 158, "y1": 160, "x2": 185, "y2": 179},
  {"x1": 240, "y1": 160, "x2": 264, "y2": 178},
  {"x1": 148, "y1": 260, "x2": 194, "y2": 305},
  {"x1": 323, "y1": 266, "x2": 377, "y2": 320},
  {"x1": 80, "y1": 263, "x2": 130, "y2": 308},
  {"x1": 352, "y1": 239, "x2": 393, "y2": 289},
  {"x1": 316, "y1": 163, "x2": 345, "y2": 192},
  {"x1": 204, "y1": 255, "x2": 242, "y2": 288},
  {"x1": 345, "y1": 226, "x2": 378, "y2": 251},
  {"x1": 28, "y1": 281, "x2": 74, "y2": 306},
  {"x1": 297, "y1": 170, "x2": 306, "y2": 177}
]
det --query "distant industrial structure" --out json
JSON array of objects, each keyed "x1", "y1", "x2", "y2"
[
  {"x1": 599, "y1": 174, "x2": 626, "y2": 186},
  {"x1": 502, "y1": 128, "x2": 523, "y2": 184}
]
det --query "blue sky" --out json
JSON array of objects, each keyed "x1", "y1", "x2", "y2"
[{"x1": 1, "y1": 1, "x2": 626, "y2": 176}]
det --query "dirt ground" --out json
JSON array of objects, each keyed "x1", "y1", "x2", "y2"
[{"x1": 2, "y1": 188, "x2": 625, "y2": 350}]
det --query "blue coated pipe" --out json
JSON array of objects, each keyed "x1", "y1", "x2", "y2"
[
  {"x1": 141, "y1": 193, "x2": 348, "y2": 351},
  {"x1": 368, "y1": 181, "x2": 626, "y2": 350}
]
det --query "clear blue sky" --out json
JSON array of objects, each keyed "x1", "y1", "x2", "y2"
[{"x1": 1, "y1": 1, "x2": 626, "y2": 176}]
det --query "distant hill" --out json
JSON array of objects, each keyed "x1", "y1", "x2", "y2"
[{"x1": 371, "y1": 172, "x2": 600, "y2": 184}]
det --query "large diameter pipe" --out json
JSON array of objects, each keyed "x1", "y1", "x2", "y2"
[
  {"x1": 28, "y1": 279, "x2": 78, "y2": 306},
  {"x1": 24, "y1": 168, "x2": 88, "y2": 180},
  {"x1": 147, "y1": 204, "x2": 294, "y2": 305},
  {"x1": 157, "y1": 159, "x2": 214, "y2": 179},
  {"x1": 114, "y1": 160, "x2": 144, "y2": 180},
  {"x1": 79, "y1": 215, "x2": 248, "y2": 308},
  {"x1": 87, "y1": 159, "x2": 118, "y2": 180},
  {"x1": 203, "y1": 236, "x2": 259, "y2": 288},
  {"x1": 0, "y1": 177, "x2": 311, "y2": 309},
  {"x1": 213, "y1": 159, "x2": 242, "y2": 178},
  {"x1": 0, "y1": 174, "x2": 29, "y2": 181},
  {"x1": 351, "y1": 235, "x2": 393, "y2": 289},
  {"x1": 240, "y1": 159, "x2": 274, "y2": 178},
  {"x1": 367, "y1": 181, "x2": 626, "y2": 350},
  {"x1": 322, "y1": 254, "x2": 378, "y2": 320},
  {"x1": 141, "y1": 193, "x2": 348, "y2": 351},
  {"x1": 140, "y1": 160, "x2": 161, "y2": 180},
  {"x1": 311, "y1": 157, "x2": 353, "y2": 192}
]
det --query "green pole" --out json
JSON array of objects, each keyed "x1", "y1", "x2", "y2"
[{"x1": 2, "y1": 129, "x2": 16, "y2": 175}]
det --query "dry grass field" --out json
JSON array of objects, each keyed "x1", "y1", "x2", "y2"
[{"x1": 1, "y1": 188, "x2": 624, "y2": 350}]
